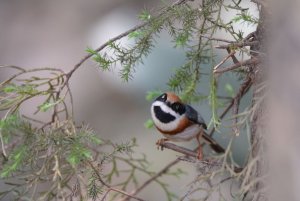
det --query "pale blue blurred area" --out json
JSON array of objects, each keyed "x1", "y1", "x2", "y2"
[
  {"x1": 0, "y1": 0, "x2": 258, "y2": 199},
  {"x1": 87, "y1": 5, "x2": 253, "y2": 164}
]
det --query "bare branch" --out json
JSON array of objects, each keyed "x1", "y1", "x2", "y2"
[
  {"x1": 160, "y1": 142, "x2": 198, "y2": 158},
  {"x1": 156, "y1": 142, "x2": 243, "y2": 173},
  {"x1": 213, "y1": 50, "x2": 236, "y2": 71},
  {"x1": 213, "y1": 58, "x2": 260, "y2": 74},
  {"x1": 215, "y1": 41, "x2": 259, "y2": 49},
  {"x1": 232, "y1": 77, "x2": 253, "y2": 136},
  {"x1": 199, "y1": 34, "x2": 236, "y2": 43},
  {"x1": 226, "y1": 47, "x2": 239, "y2": 64}
]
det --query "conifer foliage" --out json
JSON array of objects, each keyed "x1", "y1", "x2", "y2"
[{"x1": 0, "y1": 0, "x2": 265, "y2": 200}]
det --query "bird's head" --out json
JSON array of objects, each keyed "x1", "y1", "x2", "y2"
[{"x1": 150, "y1": 92, "x2": 187, "y2": 133}]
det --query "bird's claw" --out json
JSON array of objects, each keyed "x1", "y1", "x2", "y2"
[
  {"x1": 156, "y1": 139, "x2": 168, "y2": 151},
  {"x1": 197, "y1": 146, "x2": 203, "y2": 160}
]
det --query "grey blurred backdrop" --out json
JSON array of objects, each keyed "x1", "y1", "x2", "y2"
[{"x1": 0, "y1": 0, "x2": 258, "y2": 200}]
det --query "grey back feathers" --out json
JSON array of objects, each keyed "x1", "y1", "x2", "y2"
[{"x1": 185, "y1": 105, "x2": 207, "y2": 129}]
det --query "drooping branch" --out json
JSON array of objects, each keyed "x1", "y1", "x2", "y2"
[{"x1": 65, "y1": 0, "x2": 193, "y2": 81}]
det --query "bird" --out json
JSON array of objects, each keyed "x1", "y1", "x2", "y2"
[{"x1": 150, "y1": 92, "x2": 224, "y2": 159}]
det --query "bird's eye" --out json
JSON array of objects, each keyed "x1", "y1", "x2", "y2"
[
  {"x1": 175, "y1": 104, "x2": 180, "y2": 110},
  {"x1": 156, "y1": 93, "x2": 167, "y2": 102}
]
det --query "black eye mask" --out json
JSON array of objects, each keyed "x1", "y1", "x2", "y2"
[{"x1": 171, "y1": 102, "x2": 186, "y2": 115}]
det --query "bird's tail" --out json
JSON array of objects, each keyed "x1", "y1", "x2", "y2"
[{"x1": 202, "y1": 133, "x2": 225, "y2": 153}]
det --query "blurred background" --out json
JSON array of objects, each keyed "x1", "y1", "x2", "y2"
[{"x1": 0, "y1": 0, "x2": 258, "y2": 200}]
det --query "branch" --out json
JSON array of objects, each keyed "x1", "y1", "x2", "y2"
[
  {"x1": 213, "y1": 32, "x2": 256, "y2": 71},
  {"x1": 215, "y1": 34, "x2": 255, "y2": 136},
  {"x1": 213, "y1": 50, "x2": 236, "y2": 71},
  {"x1": 0, "y1": 139, "x2": 20, "y2": 160},
  {"x1": 119, "y1": 159, "x2": 180, "y2": 201},
  {"x1": 86, "y1": 160, "x2": 145, "y2": 201},
  {"x1": 213, "y1": 58, "x2": 260, "y2": 74},
  {"x1": 232, "y1": 77, "x2": 253, "y2": 135},
  {"x1": 160, "y1": 142, "x2": 198, "y2": 158},
  {"x1": 215, "y1": 41, "x2": 259, "y2": 49},
  {"x1": 65, "y1": 0, "x2": 192, "y2": 80},
  {"x1": 155, "y1": 142, "x2": 243, "y2": 173},
  {"x1": 199, "y1": 34, "x2": 236, "y2": 43},
  {"x1": 226, "y1": 47, "x2": 239, "y2": 64}
]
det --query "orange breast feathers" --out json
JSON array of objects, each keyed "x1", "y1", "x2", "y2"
[{"x1": 156, "y1": 116, "x2": 194, "y2": 135}]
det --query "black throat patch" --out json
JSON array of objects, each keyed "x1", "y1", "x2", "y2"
[{"x1": 153, "y1": 106, "x2": 176, "y2": 123}]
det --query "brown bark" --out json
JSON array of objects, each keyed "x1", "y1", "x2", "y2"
[{"x1": 248, "y1": 1, "x2": 269, "y2": 200}]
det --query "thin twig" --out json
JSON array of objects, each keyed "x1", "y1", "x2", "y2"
[
  {"x1": 199, "y1": 34, "x2": 236, "y2": 43},
  {"x1": 22, "y1": 115, "x2": 46, "y2": 124},
  {"x1": 211, "y1": 76, "x2": 253, "y2": 137},
  {"x1": 86, "y1": 160, "x2": 145, "y2": 201},
  {"x1": 0, "y1": 139, "x2": 20, "y2": 159},
  {"x1": 213, "y1": 50, "x2": 236, "y2": 71},
  {"x1": 213, "y1": 58, "x2": 260, "y2": 74},
  {"x1": 232, "y1": 77, "x2": 253, "y2": 136},
  {"x1": 0, "y1": 65, "x2": 26, "y2": 72},
  {"x1": 217, "y1": 96, "x2": 233, "y2": 100},
  {"x1": 0, "y1": 130, "x2": 7, "y2": 158},
  {"x1": 226, "y1": 47, "x2": 239, "y2": 64},
  {"x1": 119, "y1": 159, "x2": 180, "y2": 201},
  {"x1": 101, "y1": 188, "x2": 113, "y2": 201},
  {"x1": 215, "y1": 41, "x2": 259, "y2": 49},
  {"x1": 0, "y1": 67, "x2": 64, "y2": 87}
]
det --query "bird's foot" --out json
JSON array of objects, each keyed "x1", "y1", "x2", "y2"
[
  {"x1": 196, "y1": 132, "x2": 203, "y2": 160},
  {"x1": 197, "y1": 145, "x2": 203, "y2": 160},
  {"x1": 156, "y1": 138, "x2": 168, "y2": 151}
]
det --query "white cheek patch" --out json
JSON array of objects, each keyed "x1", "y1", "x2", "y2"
[
  {"x1": 151, "y1": 102, "x2": 183, "y2": 132},
  {"x1": 152, "y1": 101, "x2": 179, "y2": 117}
]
